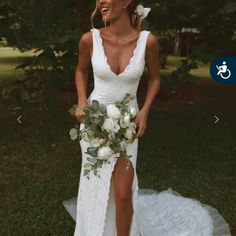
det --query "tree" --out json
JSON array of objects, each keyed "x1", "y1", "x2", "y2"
[{"x1": 0, "y1": 0, "x2": 235, "y2": 103}]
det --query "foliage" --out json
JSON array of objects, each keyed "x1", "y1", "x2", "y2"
[
  {"x1": 171, "y1": 57, "x2": 198, "y2": 84},
  {"x1": 0, "y1": 0, "x2": 94, "y2": 106},
  {"x1": 0, "y1": 0, "x2": 236, "y2": 102}
]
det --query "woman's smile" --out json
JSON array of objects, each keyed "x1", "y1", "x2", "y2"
[{"x1": 100, "y1": 5, "x2": 110, "y2": 15}]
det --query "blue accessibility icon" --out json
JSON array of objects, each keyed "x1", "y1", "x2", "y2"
[{"x1": 210, "y1": 56, "x2": 236, "y2": 84}]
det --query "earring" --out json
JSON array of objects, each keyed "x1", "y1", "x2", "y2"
[{"x1": 124, "y1": 5, "x2": 126, "y2": 8}]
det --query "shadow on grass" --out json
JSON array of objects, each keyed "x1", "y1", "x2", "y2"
[{"x1": 0, "y1": 53, "x2": 235, "y2": 235}]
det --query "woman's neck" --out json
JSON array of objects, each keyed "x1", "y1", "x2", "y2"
[{"x1": 107, "y1": 14, "x2": 135, "y2": 37}]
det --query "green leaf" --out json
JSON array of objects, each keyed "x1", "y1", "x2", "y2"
[
  {"x1": 87, "y1": 157, "x2": 97, "y2": 163},
  {"x1": 84, "y1": 163, "x2": 92, "y2": 168},
  {"x1": 83, "y1": 169, "x2": 90, "y2": 176},
  {"x1": 92, "y1": 100, "x2": 99, "y2": 110},
  {"x1": 87, "y1": 146, "x2": 98, "y2": 152}
]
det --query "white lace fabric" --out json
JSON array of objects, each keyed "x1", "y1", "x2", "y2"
[{"x1": 63, "y1": 27, "x2": 232, "y2": 236}]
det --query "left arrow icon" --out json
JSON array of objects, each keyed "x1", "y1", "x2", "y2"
[{"x1": 17, "y1": 115, "x2": 22, "y2": 124}]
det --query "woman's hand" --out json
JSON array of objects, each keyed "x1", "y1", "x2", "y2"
[
  {"x1": 75, "y1": 100, "x2": 90, "y2": 123},
  {"x1": 134, "y1": 108, "x2": 149, "y2": 139}
]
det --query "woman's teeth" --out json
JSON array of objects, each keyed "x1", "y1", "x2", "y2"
[{"x1": 101, "y1": 7, "x2": 109, "y2": 13}]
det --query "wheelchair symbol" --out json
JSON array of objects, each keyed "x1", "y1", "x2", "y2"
[{"x1": 216, "y1": 61, "x2": 231, "y2": 79}]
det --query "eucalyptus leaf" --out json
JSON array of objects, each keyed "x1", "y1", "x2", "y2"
[
  {"x1": 84, "y1": 163, "x2": 92, "y2": 168},
  {"x1": 85, "y1": 150, "x2": 98, "y2": 157},
  {"x1": 87, "y1": 146, "x2": 98, "y2": 152},
  {"x1": 92, "y1": 100, "x2": 99, "y2": 110},
  {"x1": 87, "y1": 157, "x2": 97, "y2": 163}
]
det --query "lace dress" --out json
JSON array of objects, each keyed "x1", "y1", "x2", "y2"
[{"x1": 63, "y1": 28, "x2": 232, "y2": 236}]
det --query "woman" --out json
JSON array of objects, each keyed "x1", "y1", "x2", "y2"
[{"x1": 63, "y1": 0, "x2": 232, "y2": 235}]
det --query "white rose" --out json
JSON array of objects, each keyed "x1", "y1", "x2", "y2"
[
  {"x1": 124, "y1": 113, "x2": 130, "y2": 125},
  {"x1": 69, "y1": 128, "x2": 78, "y2": 140},
  {"x1": 113, "y1": 120, "x2": 120, "y2": 133},
  {"x1": 90, "y1": 138, "x2": 101, "y2": 147},
  {"x1": 124, "y1": 128, "x2": 134, "y2": 141},
  {"x1": 129, "y1": 107, "x2": 137, "y2": 117},
  {"x1": 106, "y1": 104, "x2": 121, "y2": 119},
  {"x1": 136, "y1": 4, "x2": 144, "y2": 16},
  {"x1": 102, "y1": 118, "x2": 115, "y2": 132},
  {"x1": 97, "y1": 146, "x2": 113, "y2": 160}
]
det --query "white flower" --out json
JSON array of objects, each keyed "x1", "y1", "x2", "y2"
[
  {"x1": 129, "y1": 107, "x2": 137, "y2": 117},
  {"x1": 124, "y1": 113, "x2": 131, "y2": 125},
  {"x1": 102, "y1": 118, "x2": 120, "y2": 133},
  {"x1": 98, "y1": 146, "x2": 113, "y2": 160},
  {"x1": 106, "y1": 104, "x2": 121, "y2": 119},
  {"x1": 135, "y1": 4, "x2": 151, "y2": 20},
  {"x1": 136, "y1": 4, "x2": 144, "y2": 16},
  {"x1": 69, "y1": 128, "x2": 78, "y2": 140},
  {"x1": 90, "y1": 138, "x2": 101, "y2": 147},
  {"x1": 124, "y1": 128, "x2": 134, "y2": 141},
  {"x1": 102, "y1": 118, "x2": 115, "y2": 132},
  {"x1": 113, "y1": 120, "x2": 120, "y2": 133}
]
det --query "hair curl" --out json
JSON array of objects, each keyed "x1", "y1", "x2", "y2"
[{"x1": 91, "y1": 0, "x2": 142, "y2": 29}]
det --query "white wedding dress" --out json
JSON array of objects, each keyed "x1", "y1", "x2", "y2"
[{"x1": 63, "y1": 28, "x2": 232, "y2": 236}]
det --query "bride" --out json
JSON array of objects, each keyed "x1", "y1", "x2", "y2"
[{"x1": 63, "y1": 0, "x2": 232, "y2": 235}]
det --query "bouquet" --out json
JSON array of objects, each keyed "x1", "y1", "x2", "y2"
[{"x1": 68, "y1": 93, "x2": 138, "y2": 179}]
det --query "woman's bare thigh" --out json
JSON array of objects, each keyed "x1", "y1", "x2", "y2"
[{"x1": 113, "y1": 155, "x2": 134, "y2": 201}]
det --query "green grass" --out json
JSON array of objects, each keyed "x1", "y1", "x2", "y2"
[
  {"x1": 0, "y1": 47, "x2": 38, "y2": 84},
  {"x1": 161, "y1": 55, "x2": 211, "y2": 80},
  {"x1": 0, "y1": 48, "x2": 235, "y2": 235}
]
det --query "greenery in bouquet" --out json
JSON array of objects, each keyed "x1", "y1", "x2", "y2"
[{"x1": 68, "y1": 93, "x2": 138, "y2": 179}]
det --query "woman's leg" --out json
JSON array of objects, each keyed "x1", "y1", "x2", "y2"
[{"x1": 113, "y1": 154, "x2": 134, "y2": 236}]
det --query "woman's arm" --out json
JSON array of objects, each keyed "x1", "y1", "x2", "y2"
[
  {"x1": 75, "y1": 31, "x2": 92, "y2": 104},
  {"x1": 135, "y1": 33, "x2": 161, "y2": 138},
  {"x1": 75, "y1": 31, "x2": 92, "y2": 122},
  {"x1": 142, "y1": 33, "x2": 161, "y2": 113}
]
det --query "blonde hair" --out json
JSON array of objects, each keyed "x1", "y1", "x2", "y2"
[{"x1": 91, "y1": 0, "x2": 142, "y2": 29}]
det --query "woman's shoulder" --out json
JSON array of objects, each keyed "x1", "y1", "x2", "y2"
[
  {"x1": 78, "y1": 30, "x2": 94, "y2": 57},
  {"x1": 145, "y1": 32, "x2": 159, "y2": 60},
  {"x1": 146, "y1": 32, "x2": 159, "y2": 50},
  {"x1": 79, "y1": 27, "x2": 104, "y2": 46},
  {"x1": 79, "y1": 30, "x2": 93, "y2": 55},
  {"x1": 80, "y1": 30, "x2": 93, "y2": 46}
]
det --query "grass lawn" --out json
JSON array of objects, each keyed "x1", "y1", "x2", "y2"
[
  {"x1": 0, "y1": 48, "x2": 235, "y2": 235},
  {"x1": 0, "y1": 47, "x2": 38, "y2": 84}
]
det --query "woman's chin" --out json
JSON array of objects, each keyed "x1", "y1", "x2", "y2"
[{"x1": 102, "y1": 16, "x2": 110, "y2": 22}]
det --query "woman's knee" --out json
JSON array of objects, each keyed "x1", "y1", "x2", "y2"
[
  {"x1": 115, "y1": 190, "x2": 132, "y2": 206},
  {"x1": 114, "y1": 168, "x2": 134, "y2": 204}
]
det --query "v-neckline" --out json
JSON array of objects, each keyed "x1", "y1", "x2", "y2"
[{"x1": 95, "y1": 28, "x2": 143, "y2": 78}]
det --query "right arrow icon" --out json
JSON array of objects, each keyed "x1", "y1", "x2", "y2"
[{"x1": 214, "y1": 115, "x2": 219, "y2": 124}]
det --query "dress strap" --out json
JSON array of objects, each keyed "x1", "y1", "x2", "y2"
[
  {"x1": 90, "y1": 28, "x2": 151, "y2": 65},
  {"x1": 136, "y1": 30, "x2": 151, "y2": 63},
  {"x1": 90, "y1": 28, "x2": 100, "y2": 59}
]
